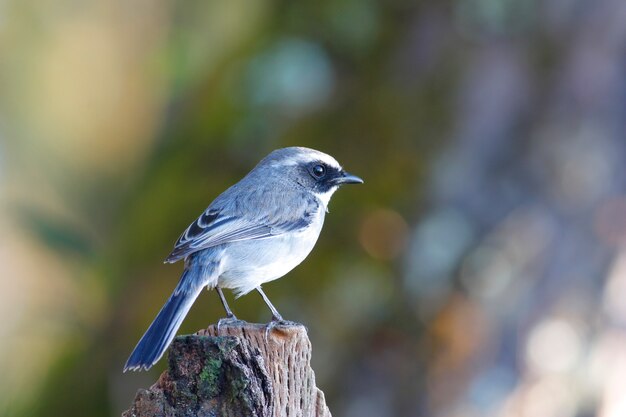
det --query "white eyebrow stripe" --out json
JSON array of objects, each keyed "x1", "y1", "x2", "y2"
[
  {"x1": 314, "y1": 153, "x2": 342, "y2": 170},
  {"x1": 273, "y1": 150, "x2": 342, "y2": 170}
]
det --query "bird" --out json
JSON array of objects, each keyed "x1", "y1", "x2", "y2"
[{"x1": 124, "y1": 147, "x2": 363, "y2": 371}]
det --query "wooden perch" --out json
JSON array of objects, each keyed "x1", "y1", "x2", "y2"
[{"x1": 123, "y1": 322, "x2": 331, "y2": 417}]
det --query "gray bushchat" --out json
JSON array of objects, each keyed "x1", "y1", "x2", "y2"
[{"x1": 124, "y1": 147, "x2": 363, "y2": 371}]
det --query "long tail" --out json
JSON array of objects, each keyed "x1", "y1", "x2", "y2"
[{"x1": 124, "y1": 268, "x2": 206, "y2": 372}]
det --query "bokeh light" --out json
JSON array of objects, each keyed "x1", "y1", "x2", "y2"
[{"x1": 359, "y1": 208, "x2": 409, "y2": 261}]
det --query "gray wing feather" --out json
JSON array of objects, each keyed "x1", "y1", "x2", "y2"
[{"x1": 165, "y1": 184, "x2": 318, "y2": 263}]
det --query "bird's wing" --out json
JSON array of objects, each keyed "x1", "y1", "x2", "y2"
[{"x1": 165, "y1": 187, "x2": 319, "y2": 263}]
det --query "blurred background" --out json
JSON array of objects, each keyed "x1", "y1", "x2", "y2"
[{"x1": 1, "y1": 0, "x2": 626, "y2": 416}]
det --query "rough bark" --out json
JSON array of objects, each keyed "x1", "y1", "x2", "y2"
[{"x1": 123, "y1": 322, "x2": 331, "y2": 417}]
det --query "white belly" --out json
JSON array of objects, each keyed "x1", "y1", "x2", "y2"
[{"x1": 217, "y1": 216, "x2": 324, "y2": 297}]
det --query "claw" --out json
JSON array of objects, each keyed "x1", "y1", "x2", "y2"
[
  {"x1": 217, "y1": 315, "x2": 243, "y2": 335},
  {"x1": 264, "y1": 320, "x2": 279, "y2": 342},
  {"x1": 264, "y1": 316, "x2": 299, "y2": 342}
]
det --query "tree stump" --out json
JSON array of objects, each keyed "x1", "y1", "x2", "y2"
[{"x1": 123, "y1": 322, "x2": 331, "y2": 417}]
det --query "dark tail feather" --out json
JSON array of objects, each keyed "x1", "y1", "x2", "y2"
[{"x1": 124, "y1": 269, "x2": 204, "y2": 372}]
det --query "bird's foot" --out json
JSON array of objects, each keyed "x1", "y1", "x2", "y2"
[
  {"x1": 217, "y1": 315, "x2": 245, "y2": 335},
  {"x1": 264, "y1": 316, "x2": 299, "y2": 341}
]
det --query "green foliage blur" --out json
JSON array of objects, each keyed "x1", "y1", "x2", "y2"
[{"x1": 2, "y1": 1, "x2": 626, "y2": 417}]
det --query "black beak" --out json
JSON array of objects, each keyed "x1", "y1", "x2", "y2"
[{"x1": 333, "y1": 171, "x2": 364, "y2": 185}]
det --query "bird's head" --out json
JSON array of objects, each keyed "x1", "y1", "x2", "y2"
[{"x1": 258, "y1": 147, "x2": 363, "y2": 208}]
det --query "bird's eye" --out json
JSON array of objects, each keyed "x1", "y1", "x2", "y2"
[{"x1": 311, "y1": 164, "x2": 326, "y2": 178}]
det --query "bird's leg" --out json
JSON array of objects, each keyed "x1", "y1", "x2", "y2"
[
  {"x1": 256, "y1": 286, "x2": 283, "y2": 321},
  {"x1": 216, "y1": 287, "x2": 242, "y2": 335},
  {"x1": 217, "y1": 287, "x2": 236, "y2": 319},
  {"x1": 257, "y1": 286, "x2": 299, "y2": 341}
]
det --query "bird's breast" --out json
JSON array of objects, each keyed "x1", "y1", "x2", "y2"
[{"x1": 217, "y1": 214, "x2": 324, "y2": 296}]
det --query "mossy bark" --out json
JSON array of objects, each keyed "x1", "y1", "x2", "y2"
[{"x1": 123, "y1": 322, "x2": 330, "y2": 417}]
